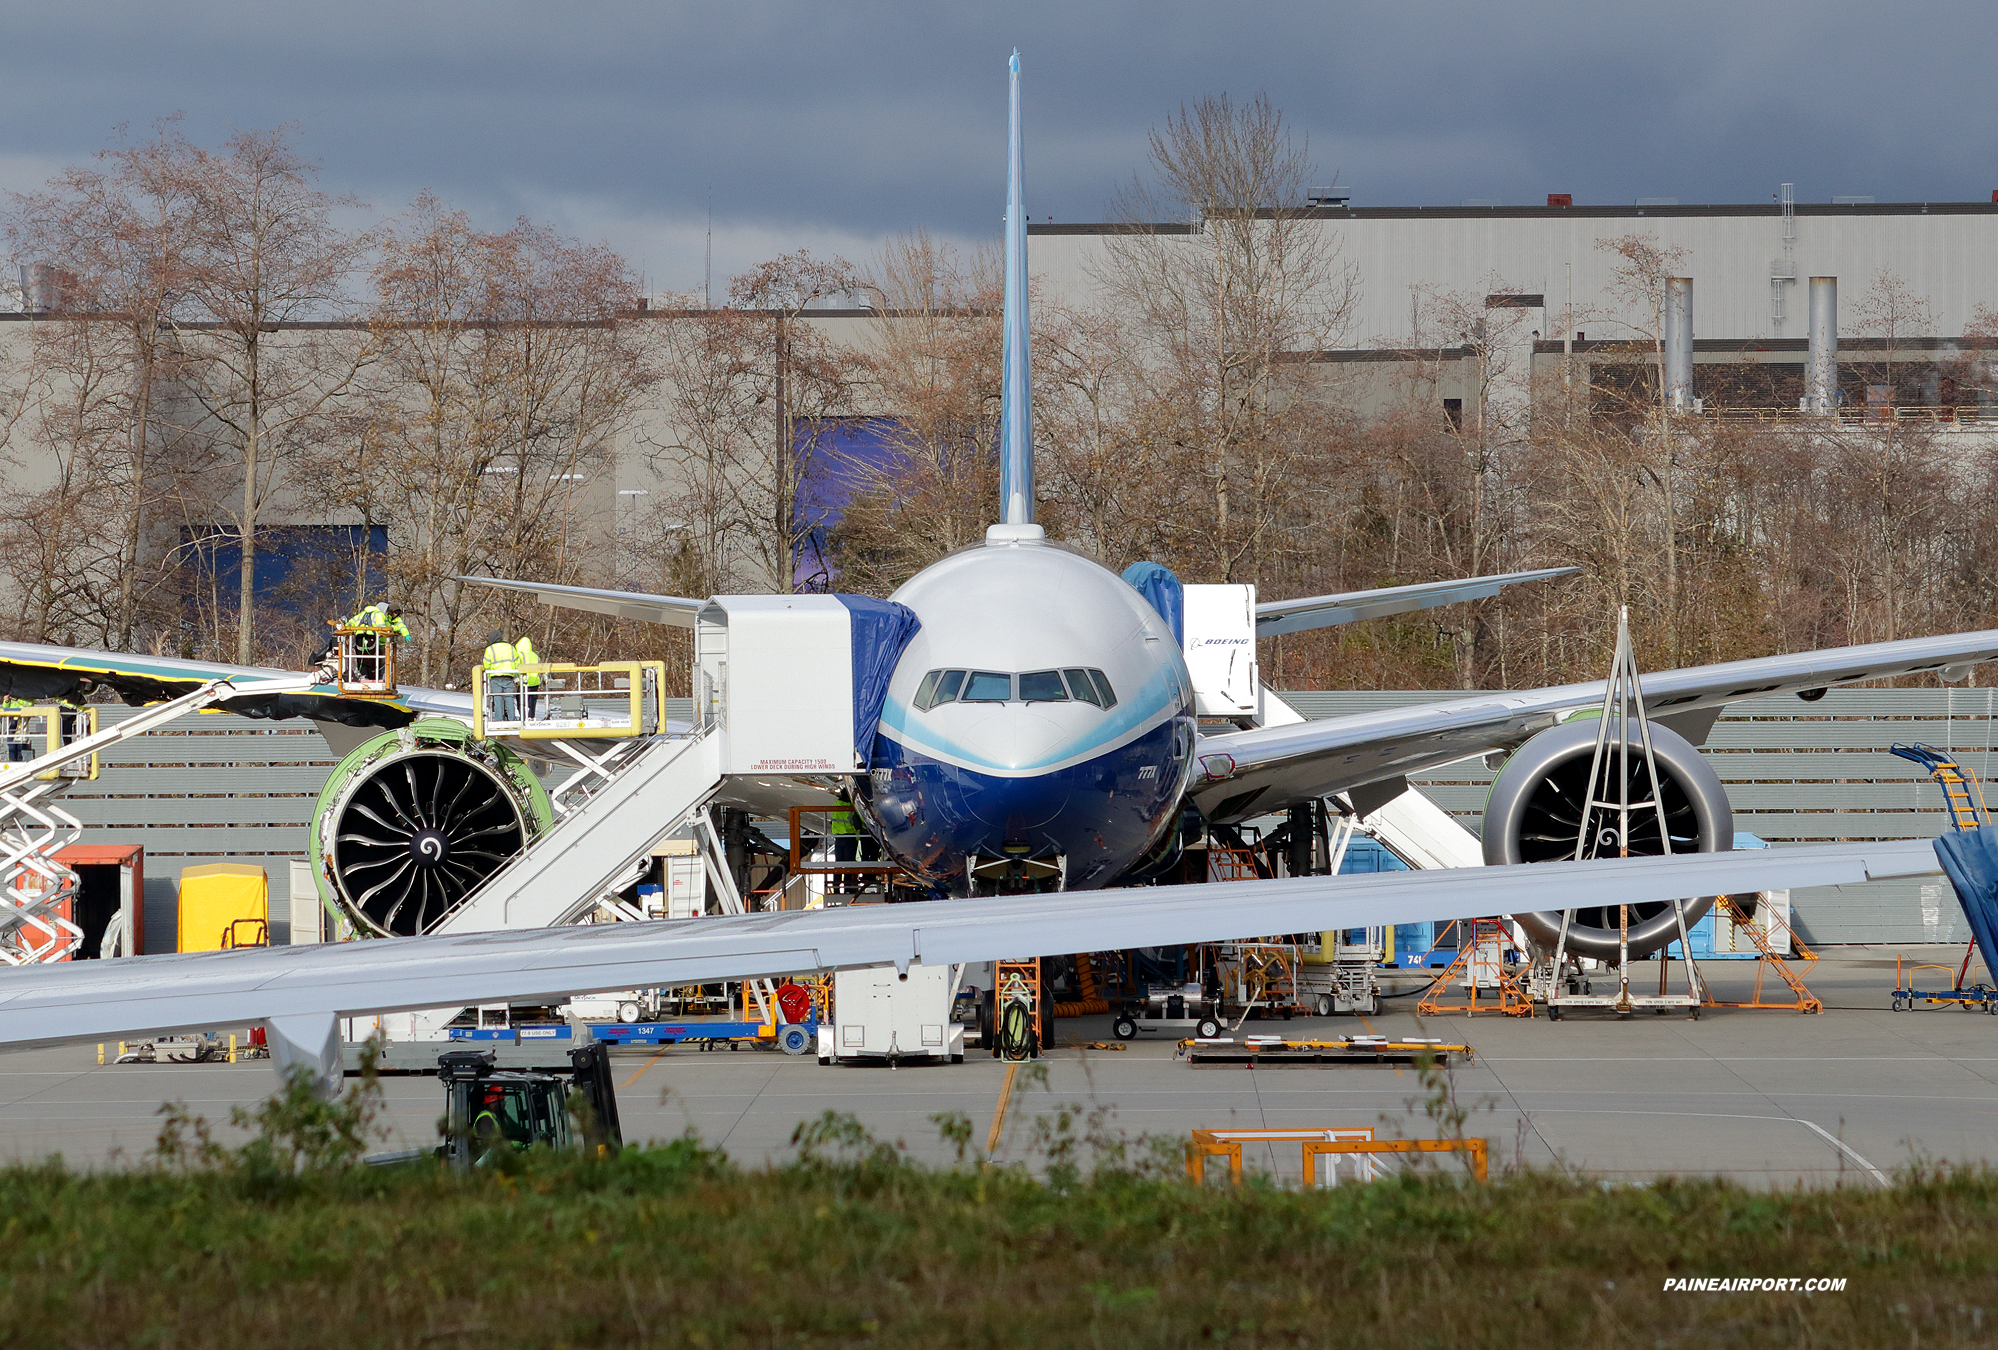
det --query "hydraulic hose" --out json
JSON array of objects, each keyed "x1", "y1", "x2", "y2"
[{"x1": 997, "y1": 998, "x2": 1036, "y2": 1061}]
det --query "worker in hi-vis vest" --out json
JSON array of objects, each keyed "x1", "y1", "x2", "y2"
[
  {"x1": 827, "y1": 803, "x2": 880, "y2": 894},
  {"x1": 342, "y1": 600, "x2": 412, "y2": 684},
  {"x1": 480, "y1": 630, "x2": 523, "y2": 724},
  {"x1": 350, "y1": 600, "x2": 413, "y2": 642},
  {"x1": 1, "y1": 696, "x2": 33, "y2": 763},
  {"x1": 514, "y1": 633, "x2": 543, "y2": 720}
]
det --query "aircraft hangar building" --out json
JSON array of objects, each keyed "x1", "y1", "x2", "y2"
[{"x1": 1025, "y1": 195, "x2": 1998, "y2": 426}]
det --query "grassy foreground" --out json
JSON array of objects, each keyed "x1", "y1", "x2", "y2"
[{"x1": 2, "y1": 1074, "x2": 1995, "y2": 1348}]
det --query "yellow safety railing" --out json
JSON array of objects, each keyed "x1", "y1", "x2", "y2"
[
  {"x1": 0, "y1": 704, "x2": 98, "y2": 781},
  {"x1": 472, "y1": 661, "x2": 666, "y2": 740},
  {"x1": 329, "y1": 624, "x2": 400, "y2": 697},
  {"x1": 789, "y1": 804, "x2": 899, "y2": 876},
  {"x1": 1187, "y1": 1127, "x2": 1489, "y2": 1185}
]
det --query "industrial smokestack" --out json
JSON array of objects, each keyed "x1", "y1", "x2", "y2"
[
  {"x1": 1806, "y1": 277, "x2": 1838, "y2": 413},
  {"x1": 1663, "y1": 277, "x2": 1693, "y2": 412},
  {"x1": 14, "y1": 262, "x2": 80, "y2": 314}
]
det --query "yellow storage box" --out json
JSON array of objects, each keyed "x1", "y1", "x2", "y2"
[{"x1": 176, "y1": 863, "x2": 269, "y2": 953}]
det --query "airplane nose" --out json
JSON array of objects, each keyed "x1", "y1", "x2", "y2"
[{"x1": 1006, "y1": 710, "x2": 1069, "y2": 767}]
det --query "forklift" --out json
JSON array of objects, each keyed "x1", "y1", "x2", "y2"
[{"x1": 434, "y1": 1044, "x2": 623, "y2": 1169}]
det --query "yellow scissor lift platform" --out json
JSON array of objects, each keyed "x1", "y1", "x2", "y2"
[
  {"x1": 473, "y1": 662, "x2": 668, "y2": 740},
  {"x1": 0, "y1": 704, "x2": 98, "y2": 781}
]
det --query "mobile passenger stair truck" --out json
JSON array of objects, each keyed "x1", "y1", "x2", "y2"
[
  {"x1": 1892, "y1": 742, "x2": 1998, "y2": 1012},
  {"x1": 336, "y1": 593, "x2": 955, "y2": 1071}
]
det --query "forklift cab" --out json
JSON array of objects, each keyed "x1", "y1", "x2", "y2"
[{"x1": 437, "y1": 1045, "x2": 622, "y2": 1169}]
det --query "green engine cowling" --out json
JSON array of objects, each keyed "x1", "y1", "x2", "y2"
[{"x1": 310, "y1": 718, "x2": 553, "y2": 938}]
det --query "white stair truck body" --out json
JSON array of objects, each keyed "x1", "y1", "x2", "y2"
[
  {"x1": 819, "y1": 964, "x2": 965, "y2": 1065},
  {"x1": 1182, "y1": 584, "x2": 1260, "y2": 721},
  {"x1": 696, "y1": 595, "x2": 862, "y2": 774}
]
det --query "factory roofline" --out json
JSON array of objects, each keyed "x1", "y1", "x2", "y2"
[{"x1": 1030, "y1": 201, "x2": 1998, "y2": 233}]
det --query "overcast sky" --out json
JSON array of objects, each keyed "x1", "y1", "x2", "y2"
[{"x1": 3, "y1": 2, "x2": 1994, "y2": 294}]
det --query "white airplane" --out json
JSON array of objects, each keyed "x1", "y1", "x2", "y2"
[{"x1": 0, "y1": 52, "x2": 1987, "y2": 1090}]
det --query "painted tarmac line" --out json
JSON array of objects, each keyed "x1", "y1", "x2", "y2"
[{"x1": 1526, "y1": 1108, "x2": 1891, "y2": 1186}]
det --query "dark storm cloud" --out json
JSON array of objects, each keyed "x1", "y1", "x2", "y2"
[{"x1": 2, "y1": 1, "x2": 1993, "y2": 286}]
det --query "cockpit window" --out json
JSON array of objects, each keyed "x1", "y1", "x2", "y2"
[
  {"x1": 1088, "y1": 669, "x2": 1118, "y2": 709},
  {"x1": 912, "y1": 667, "x2": 1115, "y2": 710},
  {"x1": 913, "y1": 669, "x2": 967, "y2": 711},
  {"x1": 961, "y1": 671, "x2": 1013, "y2": 702},
  {"x1": 1018, "y1": 670, "x2": 1068, "y2": 702}
]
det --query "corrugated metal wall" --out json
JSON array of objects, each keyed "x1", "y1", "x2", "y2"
[
  {"x1": 60, "y1": 707, "x2": 331, "y2": 951},
  {"x1": 1282, "y1": 687, "x2": 1998, "y2": 945},
  {"x1": 48, "y1": 692, "x2": 1992, "y2": 951}
]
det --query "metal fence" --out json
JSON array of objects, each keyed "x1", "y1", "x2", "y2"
[
  {"x1": 61, "y1": 706, "x2": 330, "y2": 951},
  {"x1": 1283, "y1": 687, "x2": 1998, "y2": 945}
]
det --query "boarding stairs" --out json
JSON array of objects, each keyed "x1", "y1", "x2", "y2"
[
  {"x1": 389, "y1": 726, "x2": 729, "y2": 1039},
  {"x1": 426, "y1": 728, "x2": 725, "y2": 937},
  {"x1": 0, "y1": 671, "x2": 330, "y2": 965},
  {"x1": 1341, "y1": 784, "x2": 1485, "y2": 872},
  {"x1": 1891, "y1": 742, "x2": 1995, "y2": 998}
]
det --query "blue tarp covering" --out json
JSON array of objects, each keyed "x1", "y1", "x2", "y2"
[
  {"x1": 1936, "y1": 829, "x2": 1998, "y2": 967},
  {"x1": 1122, "y1": 562, "x2": 1184, "y2": 646},
  {"x1": 833, "y1": 594, "x2": 922, "y2": 760}
]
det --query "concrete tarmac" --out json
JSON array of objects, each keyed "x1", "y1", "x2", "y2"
[{"x1": 3, "y1": 948, "x2": 1996, "y2": 1186}]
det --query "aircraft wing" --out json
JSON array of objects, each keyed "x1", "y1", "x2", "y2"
[
  {"x1": 464, "y1": 570, "x2": 1577, "y2": 639},
  {"x1": 0, "y1": 838, "x2": 1940, "y2": 1084},
  {"x1": 458, "y1": 576, "x2": 706, "y2": 628},
  {"x1": 0, "y1": 641, "x2": 469, "y2": 730},
  {"x1": 1256, "y1": 567, "x2": 1579, "y2": 638},
  {"x1": 1194, "y1": 628, "x2": 1998, "y2": 821}
]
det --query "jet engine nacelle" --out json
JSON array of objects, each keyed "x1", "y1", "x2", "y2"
[
  {"x1": 309, "y1": 719, "x2": 551, "y2": 937},
  {"x1": 1482, "y1": 718, "x2": 1733, "y2": 961}
]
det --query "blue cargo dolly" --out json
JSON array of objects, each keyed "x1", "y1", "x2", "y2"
[
  {"x1": 1890, "y1": 957, "x2": 1997, "y2": 1013},
  {"x1": 449, "y1": 1019, "x2": 818, "y2": 1053},
  {"x1": 587, "y1": 1019, "x2": 818, "y2": 1054},
  {"x1": 448, "y1": 1025, "x2": 574, "y2": 1042}
]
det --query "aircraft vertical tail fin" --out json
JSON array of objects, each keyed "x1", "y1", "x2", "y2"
[{"x1": 998, "y1": 50, "x2": 1034, "y2": 527}]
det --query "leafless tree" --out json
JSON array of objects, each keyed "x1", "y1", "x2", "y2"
[
  {"x1": 164, "y1": 126, "x2": 376, "y2": 663},
  {"x1": 821, "y1": 230, "x2": 1002, "y2": 593},
  {"x1": 316, "y1": 194, "x2": 651, "y2": 682},
  {"x1": 1092, "y1": 93, "x2": 1358, "y2": 583},
  {"x1": 1594, "y1": 233, "x2": 1692, "y2": 660},
  {"x1": 649, "y1": 252, "x2": 861, "y2": 594},
  {"x1": 4, "y1": 118, "x2": 205, "y2": 647}
]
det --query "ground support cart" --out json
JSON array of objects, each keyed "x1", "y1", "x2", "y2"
[
  {"x1": 1890, "y1": 954, "x2": 1998, "y2": 1013},
  {"x1": 1112, "y1": 982, "x2": 1225, "y2": 1041}
]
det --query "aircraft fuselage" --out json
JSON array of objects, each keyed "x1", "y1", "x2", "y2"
[{"x1": 852, "y1": 527, "x2": 1196, "y2": 894}]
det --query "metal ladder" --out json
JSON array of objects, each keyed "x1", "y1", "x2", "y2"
[{"x1": 1890, "y1": 743, "x2": 1991, "y2": 832}]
